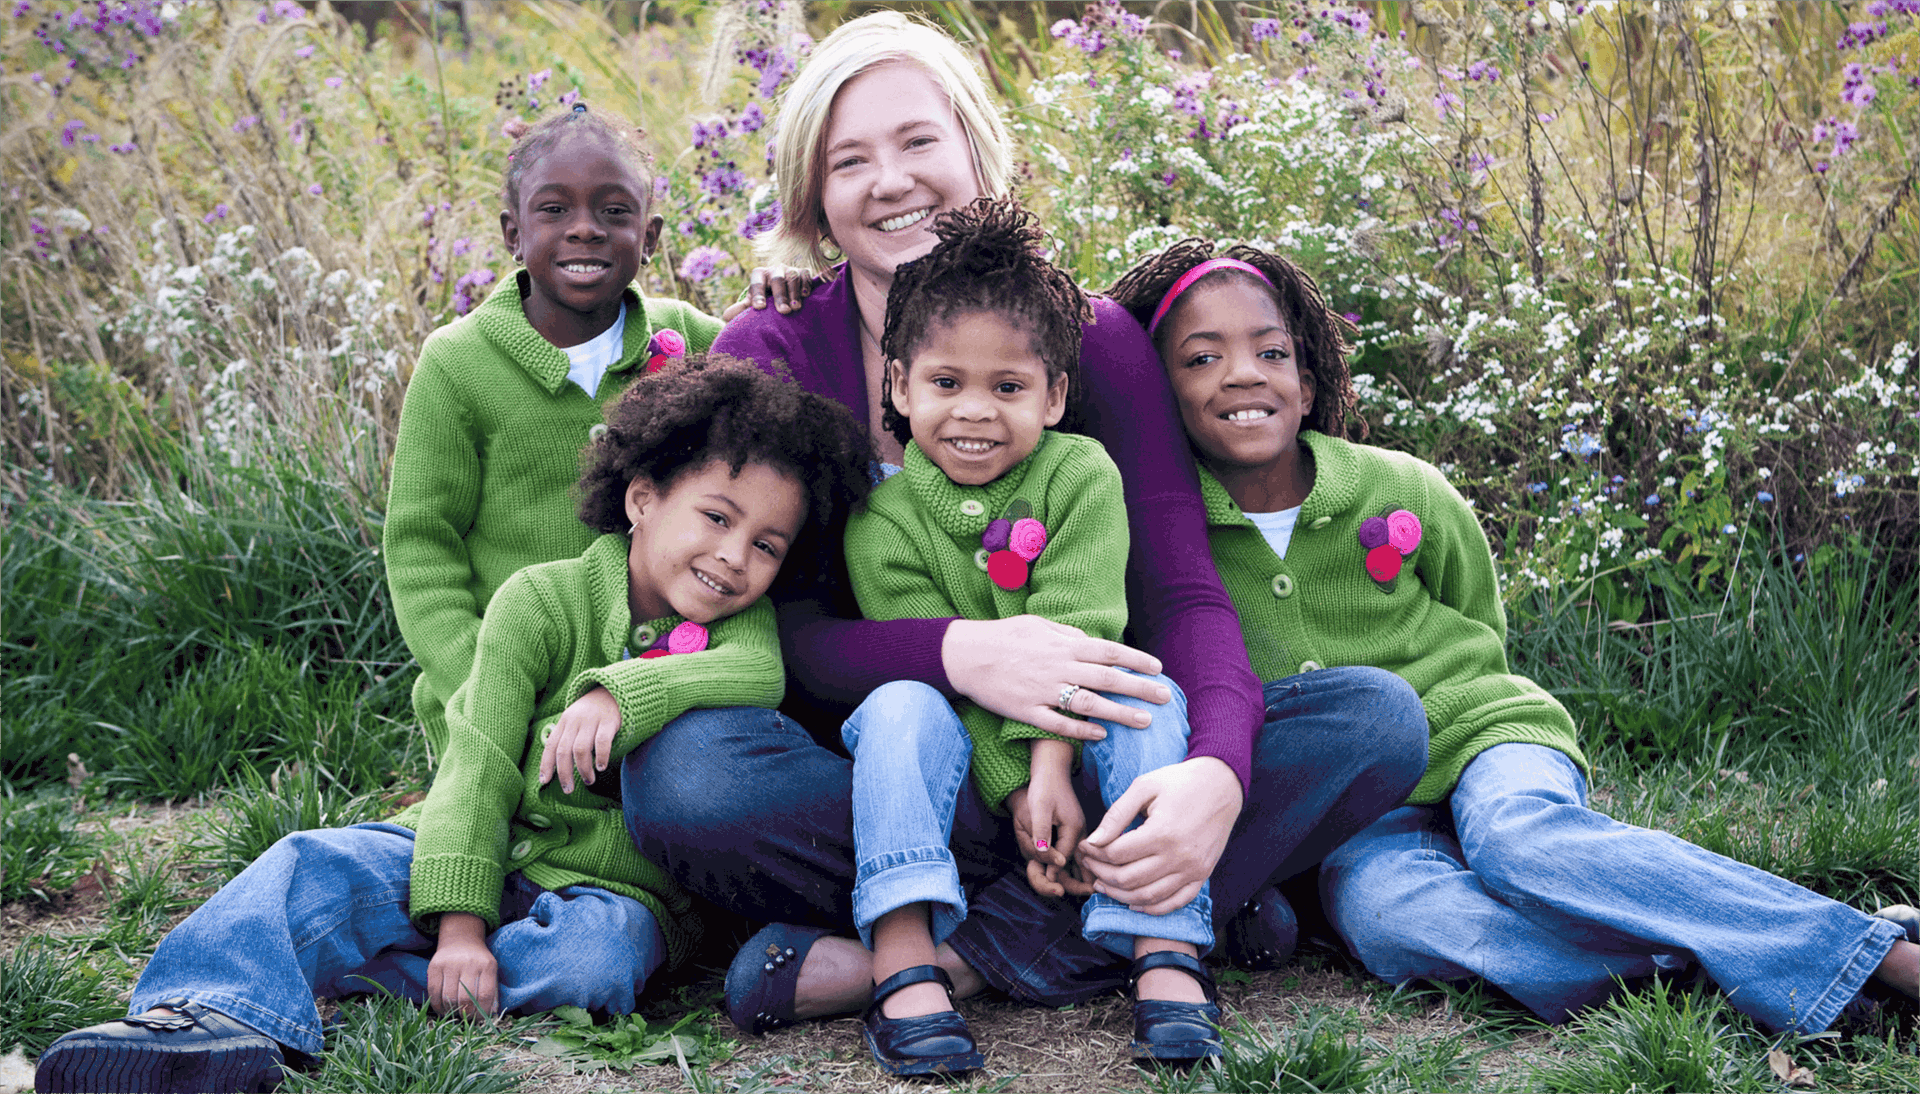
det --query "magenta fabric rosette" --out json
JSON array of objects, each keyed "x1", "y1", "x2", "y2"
[
  {"x1": 666, "y1": 620, "x2": 709, "y2": 655},
  {"x1": 1009, "y1": 518, "x2": 1047, "y2": 562},
  {"x1": 981, "y1": 518, "x2": 1013, "y2": 553},
  {"x1": 1358, "y1": 516, "x2": 1389, "y2": 550},
  {"x1": 1386, "y1": 509, "x2": 1423, "y2": 555}
]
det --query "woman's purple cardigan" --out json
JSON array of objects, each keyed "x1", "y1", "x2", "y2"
[{"x1": 712, "y1": 268, "x2": 1264, "y2": 791}]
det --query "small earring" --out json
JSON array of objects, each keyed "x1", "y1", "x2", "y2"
[{"x1": 627, "y1": 521, "x2": 637, "y2": 536}]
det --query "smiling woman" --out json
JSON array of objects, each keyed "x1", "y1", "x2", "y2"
[{"x1": 618, "y1": 8, "x2": 1428, "y2": 1044}]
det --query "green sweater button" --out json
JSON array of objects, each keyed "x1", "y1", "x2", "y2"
[
  {"x1": 510, "y1": 840, "x2": 532, "y2": 860},
  {"x1": 630, "y1": 624, "x2": 656, "y2": 648},
  {"x1": 1311, "y1": 515, "x2": 1332, "y2": 529},
  {"x1": 960, "y1": 499, "x2": 985, "y2": 517},
  {"x1": 974, "y1": 548, "x2": 990, "y2": 571},
  {"x1": 1272, "y1": 573, "x2": 1294, "y2": 598}
]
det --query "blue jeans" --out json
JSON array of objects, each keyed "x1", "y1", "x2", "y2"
[
  {"x1": 1320, "y1": 743, "x2": 1905, "y2": 1034},
  {"x1": 129, "y1": 823, "x2": 666, "y2": 1054},
  {"x1": 624, "y1": 665, "x2": 1427, "y2": 1005},
  {"x1": 841, "y1": 675, "x2": 1210, "y2": 958}
]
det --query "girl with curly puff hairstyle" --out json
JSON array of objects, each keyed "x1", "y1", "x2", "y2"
[
  {"x1": 1107, "y1": 239, "x2": 1918, "y2": 1039},
  {"x1": 835, "y1": 197, "x2": 1219, "y2": 1075},
  {"x1": 36, "y1": 358, "x2": 872, "y2": 1094}
]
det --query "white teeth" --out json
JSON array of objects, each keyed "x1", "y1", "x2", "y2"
[
  {"x1": 948, "y1": 438, "x2": 995, "y2": 453},
  {"x1": 878, "y1": 208, "x2": 931, "y2": 232},
  {"x1": 562, "y1": 263, "x2": 606, "y2": 274},
  {"x1": 695, "y1": 570, "x2": 732, "y2": 595},
  {"x1": 1225, "y1": 409, "x2": 1274, "y2": 422}
]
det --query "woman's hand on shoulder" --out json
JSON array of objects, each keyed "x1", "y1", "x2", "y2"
[
  {"x1": 721, "y1": 266, "x2": 814, "y2": 322},
  {"x1": 1076, "y1": 756, "x2": 1243, "y2": 915},
  {"x1": 942, "y1": 616, "x2": 1168, "y2": 741}
]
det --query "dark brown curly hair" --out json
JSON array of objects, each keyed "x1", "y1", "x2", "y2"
[
  {"x1": 576, "y1": 355, "x2": 874, "y2": 597},
  {"x1": 501, "y1": 102, "x2": 656, "y2": 213},
  {"x1": 879, "y1": 197, "x2": 1095, "y2": 447},
  {"x1": 1105, "y1": 239, "x2": 1366, "y2": 441}
]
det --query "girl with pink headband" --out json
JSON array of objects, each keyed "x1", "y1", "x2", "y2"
[{"x1": 1107, "y1": 238, "x2": 1919, "y2": 1037}]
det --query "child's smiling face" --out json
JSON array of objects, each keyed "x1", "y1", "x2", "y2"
[
  {"x1": 623, "y1": 460, "x2": 807, "y2": 624},
  {"x1": 501, "y1": 130, "x2": 662, "y2": 348},
  {"x1": 889, "y1": 310, "x2": 1068, "y2": 486},
  {"x1": 1157, "y1": 275, "x2": 1316, "y2": 483}
]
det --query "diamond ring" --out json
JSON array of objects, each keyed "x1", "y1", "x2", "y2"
[{"x1": 1056, "y1": 684, "x2": 1082, "y2": 712}]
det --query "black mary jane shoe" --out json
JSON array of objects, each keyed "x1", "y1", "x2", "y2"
[
  {"x1": 34, "y1": 998, "x2": 287, "y2": 1093},
  {"x1": 1130, "y1": 951, "x2": 1224, "y2": 1063},
  {"x1": 862, "y1": 965, "x2": 985, "y2": 1077}
]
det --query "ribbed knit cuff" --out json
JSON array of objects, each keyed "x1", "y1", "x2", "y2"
[
  {"x1": 411, "y1": 851, "x2": 506, "y2": 931},
  {"x1": 1182, "y1": 684, "x2": 1258, "y2": 796}
]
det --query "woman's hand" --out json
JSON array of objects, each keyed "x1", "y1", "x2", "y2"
[
  {"x1": 1077, "y1": 756, "x2": 1243, "y2": 915},
  {"x1": 540, "y1": 686, "x2": 620, "y2": 793},
  {"x1": 427, "y1": 912, "x2": 499, "y2": 1018},
  {"x1": 721, "y1": 266, "x2": 814, "y2": 321},
  {"x1": 943, "y1": 617, "x2": 1168, "y2": 741}
]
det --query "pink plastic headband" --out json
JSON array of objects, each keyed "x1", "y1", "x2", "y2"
[{"x1": 1146, "y1": 257, "x2": 1274, "y2": 337}]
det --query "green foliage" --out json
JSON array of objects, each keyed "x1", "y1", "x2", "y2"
[
  {"x1": 195, "y1": 763, "x2": 389, "y2": 886},
  {"x1": 0, "y1": 937, "x2": 128, "y2": 1057},
  {"x1": 0, "y1": 789, "x2": 96, "y2": 902},
  {"x1": 1532, "y1": 977, "x2": 1771, "y2": 1093},
  {"x1": 526, "y1": 1004, "x2": 735, "y2": 1075},
  {"x1": 278, "y1": 988, "x2": 523, "y2": 1094},
  {"x1": 1155, "y1": 1010, "x2": 1382, "y2": 1092}
]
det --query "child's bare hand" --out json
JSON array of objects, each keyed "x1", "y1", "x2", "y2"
[
  {"x1": 427, "y1": 913, "x2": 499, "y2": 1018},
  {"x1": 1007, "y1": 750, "x2": 1087, "y2": 898},
  {"x1": 721, "y1": 266, "x2": 814, "y2": 321},
  {"x1": 540, "y1": 686, "x2": 620, "y2": 793}
]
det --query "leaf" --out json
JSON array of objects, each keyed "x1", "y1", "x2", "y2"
[
  {"x1": 1769, "y1": 1049, "x2": 1792, "y2": 1082},
  {"x1": 1216, "y1": 969, "x2": 1253, "y2": 987},
  {"x1": 550, "y1": 1004, "x2": 592, "y2": 1027}
]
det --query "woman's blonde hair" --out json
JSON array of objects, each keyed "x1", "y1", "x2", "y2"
[{"x1": 757, "y1": 10, "x2": 1014, "y2": 273}]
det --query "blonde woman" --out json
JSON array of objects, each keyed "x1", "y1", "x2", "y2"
[{"x1": 621, "y1": 11, "x2": 1427, "y2": 1048}]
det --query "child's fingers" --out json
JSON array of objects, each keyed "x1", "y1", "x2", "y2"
[
  {"x1": 1058, "y1": 856, "x2": 1097, "y2": 897},
  {"x1": 1025, "y1": 857, "x2": 1065, "y2": 898},
  {"x1": 569, "y1": 727, "x2": 597, "y2": 787},
  {"x1": 537, "y1": 735, "x2": 557, "y2": 787},
  {"x1": 593, "y1": 719, "x2": 617, "y2": 776}
]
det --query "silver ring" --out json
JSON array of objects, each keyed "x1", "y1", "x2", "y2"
[{"x1": 1056, "y1": 684, "x2": 1082, "y2": 712}]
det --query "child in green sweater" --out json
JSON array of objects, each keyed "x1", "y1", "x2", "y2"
[
  {"x1": 35, "y1": 358, "x2": 874, "y2": 1094},
  {"x1": 1106, "y1": 240, "x2": 1919, "y2": 1037},
  {"x1": 838, "y1": 199, "x2": 1219, "y2": 1076},
  {"x1": 382, "y1": 102, "x2": 723, "y2": 758}
]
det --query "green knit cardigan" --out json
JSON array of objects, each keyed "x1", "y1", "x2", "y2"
[
  {"x1": 383, "y1": 272, "x2": 722, "y2": 755},
  {"x1": 1199, "y1": 431, "x2": 1584, "y2": 804},
  {"x1": 389, "y1": 534, "x2": 785, "y2": 967},
  {"x1": 844, "y1": 432, "x2": 1129, "y2": 811}
]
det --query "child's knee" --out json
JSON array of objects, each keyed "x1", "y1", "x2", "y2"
[{"x1": 842, "y1": 680, "x2": 961, "y2": 754}]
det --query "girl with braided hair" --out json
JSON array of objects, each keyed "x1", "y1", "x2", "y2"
[{"x1": 1107, "y1": 238, "x2": 1919, "y2": 1037}]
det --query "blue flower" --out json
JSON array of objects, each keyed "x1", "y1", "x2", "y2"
[
  {"x1": 1722, "y1": 524, "x2": 1736, "y2": 534},
  {"x1": 1645, "y1": 494, "x2": 1661, "y2": 506},
  {"x1": 1528, "y1": 482, "x2": 1547, "y2": 494},
  {"x1": 1757, "y1": 491, "x2": 1773, "y2": 503}
]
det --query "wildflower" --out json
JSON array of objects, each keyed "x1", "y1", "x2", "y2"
[
  {"x1": 1721, "y1": 524, "x2": 1736, "y2": 534},
  {"x1": 1433, "y1": 91, "x2": 1463, "y2": 119},
  {"x1": 324, "y1": 76, "x2": 342, "y2": 88},
  {"x1": 60, "y1": 119, "x2": 85, "y2": 146},
  {"x1": 1528, "y1": 482, "x2": 1548, "y2": 493},
  {"x1": 451, "y1": 237, "x2": 472, "y2": 257},
  {"x1": 109, "y1": 141, "x2": 136, "y2": 154},
  {"x1": 233, "y1": 115, "x2": 259, "y2": 133},
  {"x1": 527, "y1": 68, "x2": 551, "y2": 92},
  {"x1": 294, "y1": 44, "x2": 313, "y2": 59},
  {"x1": 273, "y1": 0, "x2": 303, "y2": 19},
  {"x1": 558, "y1": 89, "x2": 579, "y2": 108},
  {"x1": 740, "y1": 102, "x2": 765, "y2": 133},
  {"x1": 1645, "y1": 494, "x2": 1661, "y2": 506},
  {"x1": 1466, "y1": 59, "x2": 1501, "y2": 82},
  {"x1": 307, "y1": 183, "x2": 323, "y2": 195},
  {"x1": 1250, "y1": 17, "x2": 1282, "y2": 41},
  {"x1": 677, "y1": 245, "x2": 733, "y2": 283},
  {"x1": 1343, "y1": 312, "x2": 1361, "y2": 323},
  {"x1": 654, "y1": 177, "x2": 671, "y2": 200},
  {"x1": 203, "y1": 203, "x2": 229, "y2": 224},
  {"x1": 1161, "y1": 168, "x2": 1178, "y2": 187},
  {"x1": 1757, "y1": 491, "x2": 1773, "y2": 502},
  {"x1": 739, "y1": 200, "x2": 781, "y2": 240}
]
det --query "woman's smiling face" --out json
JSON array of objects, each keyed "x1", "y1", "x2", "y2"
[
  {"x1": 817, "y1": 62, "x2": 983, "y2": 285},
  {"x1": 1157, "y1": 275, "x2": 1316, "y2": 481}
]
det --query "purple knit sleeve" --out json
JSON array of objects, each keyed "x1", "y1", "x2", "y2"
[
  {"x1": 1078, "y1": 298, "x2": 1264, "y2": 793},
  {"x1": 712, "y1": 280, "x2": 961, "y2": 706}
]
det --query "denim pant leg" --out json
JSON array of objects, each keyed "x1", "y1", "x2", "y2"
[
  {"x1": 1320, "y1": 802, "x2": 1662, "y2": 1023},
  {"x1": 620, "y1": 706, "x2": 1016, "y2": 932},
  {"x1": 841, "y1": 681, "x2": 974, "y2": 950},
  {"x1": 131, "y1": 823, "x2": 427, "y2": 1055},
  {"x1": 1079, "y1": 672, "x2": 1213, "y2": 957},
  {"x1": 947, "y1": 666, "x2": 1429, "y2": 1005},
  {"x1": 487, "y1": 882, "x2": 667, "y2": 1017},
  {"x1": 1449, "y1": 743, "x2": 1904, "y2": 1033}
]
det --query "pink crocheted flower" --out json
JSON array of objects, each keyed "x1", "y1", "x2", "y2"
[
  {"x1": 639, "y1": 649, "x2": 671, "y2": 659},
  {"x1": 1386, "y1": 509, "x2": 1422, "y2": 555},
  {"x1": 1009, "y1": 518, "x2": 1047, "y2": 562},
  {"x1": 988, "y1": 550, "x2": 1029, "y2": 590},
  {"x1": 666, "y1": 620, "x2": 709, "y2": 655},
  {"x1": 981, "y1": 519, "x2": 1012, "y2": 552},
  {"x1": 1365, "y1": 543, "x2": 1404, "y2": 583},
  {"x1": 648, "y1": 328, "x2": 686, "y2": 357},
  {"x1": 1358, "y1": 516, "x2": 1389, "y2": 550}
]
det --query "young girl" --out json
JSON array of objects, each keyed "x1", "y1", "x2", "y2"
[
  {"x1": 35, "y1": 359, "x2": 874, "y2": 1094},
  {"x1": 836, "y1": 199, "x2": 1218, "y2": 1075},
  {"x1": 383, "y1": 101, "x2": 723, "y2": 762},
  {"x1": 1106, "y1": 239, "x2": 1920, "y2": 1036}
]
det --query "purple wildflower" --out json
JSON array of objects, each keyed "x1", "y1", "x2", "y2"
[
  {"x1": 109, "y1": 141, "x2": 136, "y2": 153},
  {"x1": 307, "y1": 182, "x2": 323, "y2": 195},
  {"x1": 233, "y1": 115, "x2": 259, "y2": 133},
  {"x1": 528, "y1": 68, "x2": 551, "y2": 91},
  {"x1": 1434, "y1": 91, "x2": 1463, "y2": 119},
  {"x1": 324, "y1": 76, "x2": 342, "y2": 88},
  {"x1": 740, "y1": 102, "x2": 765, "y2": 133},
  {"x1": 60, "y1": 119, "x2": 85, "y2": 146},
  {"x1": 294, "y1": 44, "x2": 314, "y2": 59},
  {"x1": 451, "y1": 267, "x2": 497, "y2": 315},
  {"x1": 273, "y1": 0, "x2": 303, "y2": 19},
  {"x1": 1250, "y1": 18, "x2": 1282, "y2": 41},
  {"x1": 203, "y1": 203, "x2": 229, "y2": 224},
  {"x1": 558, "y1": 89, "x2": 580, "y2": 108},
  {"x1": 739, "y1": 201, "x2": 781, "y2": 240},
  {"x1": 677, "y1": 245, "x2": 733, "y2": 283}
]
